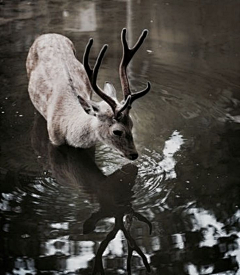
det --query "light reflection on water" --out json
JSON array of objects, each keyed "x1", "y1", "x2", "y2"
[
  {"x1": 133, "y1": 130, "x2": 185, "y2": 210},
  {"x1": 1, "y1": 0, "x2": 240, "y2": 274}
]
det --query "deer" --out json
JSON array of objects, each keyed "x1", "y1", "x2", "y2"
[{"x1": 26, "y1": 29, "x2": 151, "y2": 160}]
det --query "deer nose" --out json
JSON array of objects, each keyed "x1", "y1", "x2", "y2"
[{"x1": 129, "y1": 153, "x2": 138, "y2": 160}]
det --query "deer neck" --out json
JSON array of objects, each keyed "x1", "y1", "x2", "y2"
[{"x1": 66, "y1": 105, "x2": 99, "y2": 148}]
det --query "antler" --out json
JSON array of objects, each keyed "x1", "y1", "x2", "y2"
[
  {"x1": 91, "y1": 214, "x2": 151, "y2": 275},
  {"x1": 119, "y1": 28, "x2": 151, "y2": 105},
  {"x1": 83, "y1": 38, "x2": 117, "y2": 115},
  {"x1": 83, "y1": 29, "x2": 151, "y2": 118}
]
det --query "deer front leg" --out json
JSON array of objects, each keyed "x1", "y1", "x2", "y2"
[{"x1": 47, "y1": 120, "x2": 65, "y2": 146}]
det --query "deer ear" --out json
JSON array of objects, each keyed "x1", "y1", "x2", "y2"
[
  {"x1": 104, "y1": 82, "x2": 117, "y2": 98},
  {"x1": 78, "y1": 95, "x2": 99, "y2": 116}
]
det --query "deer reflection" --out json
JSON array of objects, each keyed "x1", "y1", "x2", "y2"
[{"x1": 31, "y1": 115, "x2": 152, "y2": 274}]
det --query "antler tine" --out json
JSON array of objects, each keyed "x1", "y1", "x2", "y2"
[
  {"x1": 119, "y1": 28, "x2": 151, "y2": 103},
  {"x1": 92, "y1": 44, "x2": 117, "y2": 113},
  {"x1": 121, "y1": 220, "x2": 151, "y2": 273},
  {"x1": 83, "y1": 39, "x2": 117, "y2": 115},
  {"x1": 130, "y1": 81, "x2": 151, "y2": 105},
  {"x1": 92, "y1": 44, "x2": 108, "y2": 82},
  {"x1": 115, "y1": 95, "x2": 131, "y2": 119},
  {"x1": 132, "y1": 210, "x2": 152, "y2": 235},
  {"x1": 83, "y1": 38, "x2": 94, "y2": 80},
  {"x1": 92, "y1": 217, "x2": 122, "y2": 275},
  {"x1": 121, "y1": 28, "x2": 148, "y2": 67}
]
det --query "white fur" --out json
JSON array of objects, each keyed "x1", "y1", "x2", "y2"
[{"x1": 26, "y1": 34, "x2": 138, "y2": 159}]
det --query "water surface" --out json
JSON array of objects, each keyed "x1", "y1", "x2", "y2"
[{"x1": 1, "y1": 0, "x2": 240, "y2": 274}]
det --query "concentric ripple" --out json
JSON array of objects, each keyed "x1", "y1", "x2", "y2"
[{"x1": 134, "y1": 130, "x2": 185, "y2": 208}]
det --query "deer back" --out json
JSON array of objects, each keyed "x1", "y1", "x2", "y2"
[
  {"x1": 26, "y1": 34, "x2": 98, "y2": 147},
  {"x1": 27, "y1": 34, "x2": 92, "y2": 117}
]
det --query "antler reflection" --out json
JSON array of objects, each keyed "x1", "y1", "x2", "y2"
[
  {"x1": 31, "y1": 115, "x2": 152, "y2": 274},
  {"x1": 84, "y1": 207, "x2": 152, "y2": 275}
]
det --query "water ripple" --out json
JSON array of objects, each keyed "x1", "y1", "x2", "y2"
[{"x1": 134, "y1": 130, "x2": 185, "y2": 208}]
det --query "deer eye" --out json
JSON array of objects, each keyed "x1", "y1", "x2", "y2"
[{"x1": 113, "y1": 130, "x2": 123, "y2": 137}]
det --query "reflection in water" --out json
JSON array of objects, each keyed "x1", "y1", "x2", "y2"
[
  {"x1": 1, "y1": 0, "x2": 240, "y2": 274},
  {"x1": 139, "y1": 130, "x2": 184, "y2": 184},
  {"x1": 0, "y1": 115, "x2": 152, "y2": 274},
  {"x1": 132, "y1": 130, "x2": 184, "y2": 212},
  {"x1": 34, "y1": 116, "x2": 152, "y2": 274},
  {"x1": 63, "y1": 2, "x2": 97, "y2": 32},
  {"x1": 89, "y1": 211, "x2": 151, "y2": 274},
  {"x1": 159, "y1": 131, "x2": 185, "y2": 180}
]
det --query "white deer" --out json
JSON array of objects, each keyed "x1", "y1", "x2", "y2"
[{"x1": 26, "y1": 29, "x2": 151, "y2": 160}]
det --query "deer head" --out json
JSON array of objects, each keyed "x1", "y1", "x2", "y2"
[{"x1": 78, "y1": 29, "x2": 151, "y2": 160}]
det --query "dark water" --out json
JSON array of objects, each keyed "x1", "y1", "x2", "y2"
[{"x1": 1, "y1": 0, "x2": 240, "y2": 274}]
